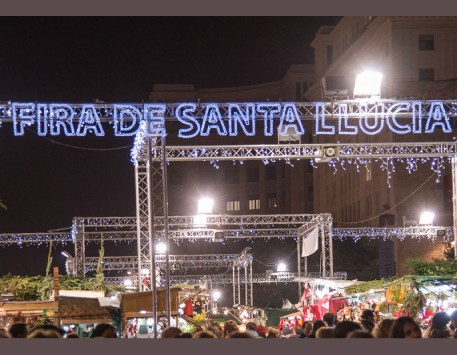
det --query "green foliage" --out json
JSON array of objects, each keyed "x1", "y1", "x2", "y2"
[
  {"x1": 405, "y1": 258, "x2": 457, "y2": 276},
  {"x1": 344, "y1": 277, "x2": 397, "y2": 295},
  {"x1": 0, "y1": 274, "x2": 124, "y2": 301},
  {"x1": 400, "y1": 279, "x2": 427, "y2": 319}
]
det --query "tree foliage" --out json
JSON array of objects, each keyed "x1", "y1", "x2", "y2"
[
  {"x1": 405, "y1": 258, "x2": 457, "y2": 276},
  {"x1": 0, "y1": 274, "x2": 124, "y2": 301}
]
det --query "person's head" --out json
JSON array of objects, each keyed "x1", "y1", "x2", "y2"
[
  {"x1": 161, "y1": 326, "x2": 183, "y2": 338},
  {"x1": 27, "y1": 329, "x2": 62, "y2": 338},
  {"x1": 223, "y1": 320, "x2": 239, "y2": 338},
  {"x1": 315, "y1": 326, "x2": 334, "y2": 338},
  {"x1": 91, "y1": 323, "x2": 117, "y2": 338},
  {"x1": 66, "y1": 333, "x2": 80, "y2": 338},
  {"x1": 256, "y1": 325, "x2": 267, "y2": 337},
  {"x1": 193, "y1": 330, "x2": 217, "y2": 338},
  {"x1": 373, "y1": 318, "x2": 394, "y2": 338},
  {"x1": 267, "y1": 327, "x2": 279, "y2": 338},
  {"x1": 245, "y1": 322, "x2": 257, "y2": 332},
  {"x1": 323, "y1": 313, "x2": 336, "y2": 327},
  {"x1": 390, "y1": 316, "x2": 422, "y2": 338},
  {"x1": 347, "y1": 330, "x2": 374, "y2": 338},
  {"x1": 229, "y1": 331, "x2": 255, "y2": 338},
  {"x1": 361, "y1": 319, "x2": 375, "y2": 333},
  {"x1": 301, "y1": 321, "x2": 313, "y2": 335},
  {"x1": 450, "y1": 310, "x2": 457, "y2": 329},
  {"x1": 361, "y1": 309, "x2": 375, "y2": 322},
  {"x1": 281, "y1": 327, "x2": 294, "y2": 338},
  {"x1": 429, "y1": 329, "x2": 451, "y2": 338},
  {"x1": 333, "y1": 321, "x2": 362, "y2": 338},
  {"x1": 311, "y1": 320, "x2": 326, "y2": 334},
  {"x1": 0, "y1": 329, "x2": 9, "y2": 338},
  {"x1": 430, "y1": 311, "x2": 451, "y2": 330},
  {"x1": 207, "y1": 323, "x2": 224, "y2": 338},
  {"x1": 8, "y1": 322, "x2": 28, "y2": 338}
]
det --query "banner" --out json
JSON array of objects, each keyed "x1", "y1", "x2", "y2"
[{"x1": 302, "y1": 226, "x2": 319, "y2": 257}]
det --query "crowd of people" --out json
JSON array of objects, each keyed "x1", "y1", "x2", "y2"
[{"x1": 1, "y1": 309, "x2": 457, "y2": 338}]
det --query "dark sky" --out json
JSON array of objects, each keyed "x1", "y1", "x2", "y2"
[{"x1": 0, "y1": 17, "x2": 341, "y2": 277}]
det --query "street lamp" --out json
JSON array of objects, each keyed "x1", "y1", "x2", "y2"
[
  {"x1": 353, "y1": 70, "x2": 383, "y2": 99},
  {"x1": 155, "y1": 241, "x2": 167, "y2": 254},
  {"x1": 419, "y1": 211, "x2": 435, "y2": 225},
  {"x1": 197, "y1": 197, "x2": 214, "y2": 214},
  {"x1": 277, "y1": 262, "x2": 287, "y2": 273}
]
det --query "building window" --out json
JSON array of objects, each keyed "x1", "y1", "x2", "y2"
[
  {"x1": 246, "y1": 167, "x2": 259, "y2": 183},
  {"x1": 267, "y1": 193, "x2": 277, "y2": 209},
  {"x1": 226, "y1": 200, "x2": 240, "y2": 212},
  {"x1": 327, "y1": 45, "x2": 333, "y2": 64},
  {"x1": 248, "y1": 196, "x2": 261, "y2": 210},
  {"x1": 419, "y1": 68, "x2": 435, "y2": 81},
  {"x1": 418, "y1": 35, "x2": 434, "y2": 51},
  {"x1": 224, "y1": 168, "x2": 239, "y2": 184},
  {"x1": 265, "y1": 165, "x2": 276, "y2": 181}
]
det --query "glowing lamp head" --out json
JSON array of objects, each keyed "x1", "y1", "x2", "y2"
[
  {"x1": 419, "y1": 211, "x2": 435, "y2": 225},
  {"x1": 155, "y1": 242, "x2": 167, "y2": 254},
  {"x1": 277, "y1": 262, "x2": 287, "y2": 272},
  {"x1": 197, "y1": 198, "x2": 214, "y2": 214},
  {"x1": 354, "y1": 71, "x2": 383, "y2": 98}
]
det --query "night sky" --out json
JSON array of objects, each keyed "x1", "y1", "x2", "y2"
[{"x1": 0, "y1": 17, "x2": 341, "y2": 278}]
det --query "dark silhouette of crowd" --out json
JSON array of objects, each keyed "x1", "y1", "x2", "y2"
[{"x1": 1, "y1": 309, "x2": 457, "y2": 339}]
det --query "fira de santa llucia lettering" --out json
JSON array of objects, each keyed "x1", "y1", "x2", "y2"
[{"x1": 2, "y1": 101, "x2": 454, "y2": 138}]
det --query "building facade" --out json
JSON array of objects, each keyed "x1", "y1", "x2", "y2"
[
  {"x1": 150, "y1": 65, "x2": 316, "y2": 217},
  {"x1": 307, "y1": 16, "x2": 457, "y2": 276}
]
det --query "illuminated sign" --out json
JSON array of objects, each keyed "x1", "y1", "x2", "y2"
[{"x1": 0, "y1": 100, "x2": 454, "y2": 138}]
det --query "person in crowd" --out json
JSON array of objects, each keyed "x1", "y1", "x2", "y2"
[
  {"x1": 161, "y1": 326, "x2": 183, "y2": 338},
  {"x1": 223, "y1": 320, "x2": 239, "y2": 338},
  {"x1": 424, "y1": 311, "x2": 452, "y2": 338},
  {"x1": 372, "y1": 318, "x2": 394, "y2": 338},
  {"x1": 66, "y1": 333, "x2": 80, "y2": 338},
  {"x1": 90, "y1": 323, "x2": 117, "y2": 338},
  {"x1": 360, "y1": 309, "x2": 376, "y2": 333},
  {"x1": 323, "y1": 312, "x2": 336, "y2": 327},
  {"x1": 245, "y1": 321, "x2": 261, "y2": 337},
  {"x1": 266, "y1": 327, "x2": 279, "y2": 338},
  {"x1": 229, "y1": 331, "x2": 255, "y2": 338},
  {"x1": 429, "y1": 329, "x2": 452, "y2": 338},
  {"x1": 333, "y1": 320, "x2": 362, "y2": 338},
  {"x1": 389, "y1": 316, "x2": 422, "y2": 338},
  {"x1": 347, "y1": 329, "x2": 374, "y2": 338},
  {"x1": 27, "y1": 328, "x2": 62, "y2": 338},
  {"x1": 0, "y1": 328, "x2": 9, "y2": 338},
  {"x1": 450, "y1": 309, "x2": 457, "y2": 336},
  {"x1": 256, "y1": 324, "x2": 267, "y2": 338},
  {"x1": 299, "y1": 321, "x2": 313, "y2": 338},
  {"x1": 315, "y1": 326, "x2": 334, "y2": 338},
  {"x1": 207, "y1": 322, "x2": 224, "y2": 338},
  {"x1": 8, "y1": 322, "x2": 28, "y2": 338},
  {"x1": 193, "y1": 330, "x2": 217, "y2": 338},
  {"x1": 280, "y1": 327, "x2": 294, "y2": 338},
  {"x1": 306, "y1": 320, "x2": 326, "y2": 338}
]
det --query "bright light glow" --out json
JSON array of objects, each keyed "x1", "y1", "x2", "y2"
[
  {"x1": 147, "y1": 318, "x2": 154, "y2": 326},
  {"x1": 193, "y1": 214, "x2": 208, "y2": 228},
  {"x1": 224, "y1": 310, "x2": 228, "y2": 315},
  {"x1": 213, "y1": 291, "x2": 221, "y2": 301},
  {"x1": 155, "y1": 242, "x2": 167, "y2": 254},
  {"x1": 140, "y1": 268, "x2": 150, "y2": 275},
  {"x1": 61, "y1": 251, "x2": 72, "y2": 258},
  {"x1": 419, "y1": 211, "x2": 435, "y2": 225},
  {"x1": 123, "y1": 279, "x2": 133, "y2": 287},
  {"x1": 198, "y1": 198, "x2": 214, "y2": 214},
  {"x1": 277, "y1": 262, "x2": 287, "y2": 272},
  {"x1": 353, "y1": 71, "x2": 383, "y2": 98},
  {"x1": 139, "y1": 310, "x2": 146, "y2": 314}
]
